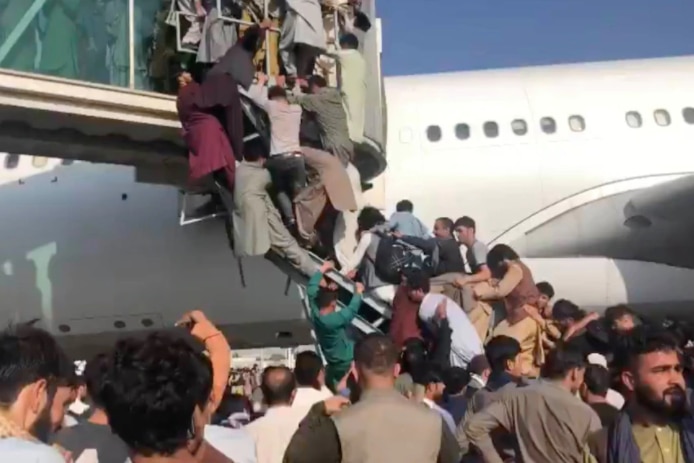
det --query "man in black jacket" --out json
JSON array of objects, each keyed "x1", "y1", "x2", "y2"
[{"x1": 395, "y1": 217, "x2": 465, "y2": 277}]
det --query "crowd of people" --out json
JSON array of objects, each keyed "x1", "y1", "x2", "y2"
[
  {"x1": 1, "y1": 0, "x2": 370, "y2": 92},
  {"x1": 0, "y1": 297, "x2": 691, "y2": 463},
  {"x1": 5, "y1": 2, "x2": 694, "y2": 463},
  {"x1": 173, "y1": 0, "x2": 380, "y2": 278}
]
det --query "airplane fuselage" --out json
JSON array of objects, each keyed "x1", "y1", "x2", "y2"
[{"x1": 3, "y1": 55, "x2": 694, "y2": 357}]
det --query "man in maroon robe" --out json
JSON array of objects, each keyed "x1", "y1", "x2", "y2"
[{"x1": 176, "y1": 71, "x2": 238, "y2": 191}]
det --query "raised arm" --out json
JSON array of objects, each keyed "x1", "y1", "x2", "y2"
[
  {"x1": 398, "y1": 235, "x2": 436, "y2": 254},
  {"x1": 287, "y1": 91, "x2": 324, "y2": 114},
  {"x1": 340, "y1": 232, "x2": 373, "y2": 276},
  {"x1": 247, "y1": 73, "x2": 270, "y2": 111},
  {"x1": 307, "y1": 261, "x2": 335, "y2": 301},
  {"x1": 319, "y1": 283, "x2": 364, "y2": 330},
  {"x1": 474, "y1": 263, "x2": 523, "y2": 300},
  {"x1": 177, "y1": 310, "x2": 231, "y2": 414}
]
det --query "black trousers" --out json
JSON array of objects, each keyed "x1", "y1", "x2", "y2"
[{"x1": 265, "y1": 154, "x2": 307, "y2": 223}]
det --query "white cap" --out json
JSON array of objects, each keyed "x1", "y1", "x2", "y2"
[{"x1": 587, "y1": 353, "x2": 608, "y2": 368}]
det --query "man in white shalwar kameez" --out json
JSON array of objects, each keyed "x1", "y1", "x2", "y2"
[{"x1": 278, "y1": 0, "x2": 326, "y2": 78}]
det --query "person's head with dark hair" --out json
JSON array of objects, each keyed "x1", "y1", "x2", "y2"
[
  {"x1": 615, "y1": 325, "x2": 686, "y2": 420},
  {"x1": 101, "y1": 333, "x2": 213, "y2": 458},
  {"x1": 315, "y1": 288, "x2": 339, "y2": 315},
  {"x1": 396, "y1": 199, "x2": 414, "y2": 213},
  {"x1": 211, "y1": 391, "x2": 252, "y2": 428},
  {"x1": 540, "y1": 346, "x2": 587, "y2": 394},
  {"x1": 453, "y1": 216, "x2": 476, "y2": 246},
  {"x1": 82, "y1": 352, "x2": 110, "y2": 411},
  {"x1": 442, "y1": 367, "x2": 469, "y2": 396},
  {"x1": 307, "y1": 75, "x2": 327, "y2": 94},
  {"x1": 0, "y1": 324, "x2": 70, "y2": 442},
  {"x1": 405, "y1": 269, "x2": 430, "y2": 303},
  {"x1": 260, "y1": 366, "x2": 296, "y2": 407},
  {"x1": 354, "y1": 334, "x2": 400, "y2": 390},
  {"x1": 467, "y1": 355, "x2": 491, "y2": 383},
  {"x1": 579, "y1": 364, "x2": 611, "y2": 405},
  {"x1": 400, "y1": 338, "x2": 428, "y2": 381},
  {"x1": 267, "y1": 85, "x2": 288, "y2": 101},
  {"x1": 421, "y1": 363, "x2": 446, "y2": 402},
  {"x1": 604, "y1": 304, "x2": 638, "y2": 334},
  {"x1": 357, "y1": 206, "x2": 386, "y2": 233},
  {"x1": 551, "y1": 299, "x2": 586, "y2": 333},
  {"x1": 339, "y1": 33, "x2": 359, "y2": 50},
  {"x1": 240, "y1": 24, "x2": 264, "y2": 52},
  {"x1": 294, "y1": 351, "x2": 325, "y2": 390},
  {"x1": 433, "y1": 217, "x2": 454, "y2": 239},
  {"x1": 243, "y1": 137, "x2": 266, "y2": 163},
  {"x1": 486, "y1": 244, "x2": 520, "y2": 278},
  {"x1": 536, "y1": 281, "x2": 555, "y2": 316},
  {"x1": 485, "y1": 335, "x2": 523, "y2": 378}
]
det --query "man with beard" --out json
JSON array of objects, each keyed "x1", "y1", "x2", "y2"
[
  {"x1": 586, "y1": 325, "x2": 692, "y2": 463},
  {"x1": 0, "y1": 324, "x2": 70, "y2": 462}
]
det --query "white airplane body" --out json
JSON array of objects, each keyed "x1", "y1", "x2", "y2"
[
  {"x1": 2, "y1": 55, "x2": 694, "y2": 355},
  {"x1": 383, "y1": 55, "x2": 694, "y2": 316}
]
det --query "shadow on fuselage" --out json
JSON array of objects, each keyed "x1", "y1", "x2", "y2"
[{"x1": 0, "y1": 160, "x2": 312, "y2": 358}]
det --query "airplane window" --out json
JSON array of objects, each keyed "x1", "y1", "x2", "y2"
[
  {"x1": 455, "y1": 123, "x2": 470, "y2": 140},
  {"x1": 511, "y1": 119, "x2": 528, "y2": 136},
  {"x1": 426, "y1": 125, "x2": 442, "y2": 142},
  {"x1": 683, "y1": 107, "x2": 694, "y2": 124},
  {"x1": 4, "y1": 154, "x2": 20, "y2": 169},
  {"x1": 540, "y1": 117, "x2": 556, "y2": 134},
  {"x1": 483, "y1": 121, "x2": 499, "y2": 138},
  {"x1": 399, "y1": 128, "x2": 413, "y2": 144},
  {"x1": 626, "y1": 111, "x2": 642, "y2": 128},
  {"x1": 654, "y1": 109, "x2": 671, "y2": 127},
  {"x1": 568, "y1": 115, "x2": 586, "y2": 132},
  {"x1": 32, "y1": 156, "x2": 48, "y2": 168}
]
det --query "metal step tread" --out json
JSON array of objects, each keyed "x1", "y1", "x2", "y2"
[{"x1": 265, "y1": 250, "x2": 392, "y2": 317}]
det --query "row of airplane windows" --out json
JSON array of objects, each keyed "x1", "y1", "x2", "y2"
[
  {"x1": 2, "y1": 155, "x2": 74, "y2": 170},
  {"x1": 425, "y1": 107, "x2": 694, "y2": 142}
]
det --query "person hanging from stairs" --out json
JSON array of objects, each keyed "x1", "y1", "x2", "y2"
[
  {"x1": 232, "y1": 138, "x2": 316, "y2": 276},
  {"x1": 247, "y1": 72, "x2": 358, "y2": 252},
  {"x1": 247, "y1": 72, "x2": 307, "y2": 235},
  {"x1": 176, "y1": 68, "x2": 237, "y2": 198},
  {"x1": 288, "y1": 75, "x2": 363, "y2": 266},
  {"x1": 177, "y1": 16, "x2": 268, "y2": 218}
]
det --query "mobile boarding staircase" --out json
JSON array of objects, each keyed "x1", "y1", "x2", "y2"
[{"x1": 174, "y1": 0, "x2": 391, "y2": 341}]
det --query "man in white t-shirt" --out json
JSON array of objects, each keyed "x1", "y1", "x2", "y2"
[
  {"x1": 245, "y1": 367, "x2": 307, "y2": 463},
  {"x1": 406, "y1": 271, "x2": 483, "y2": 368},
  {"x1": 291, "y1": 351, "x2": 332, "y2": 417}
]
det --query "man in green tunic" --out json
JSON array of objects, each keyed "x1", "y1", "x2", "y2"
[{"x1": 306, "y1": 260, "x2": 363, "y2": 390}]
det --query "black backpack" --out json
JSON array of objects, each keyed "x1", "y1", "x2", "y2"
[{"x1": 373, "y1": 234, "x2": 432, "y2": 284}]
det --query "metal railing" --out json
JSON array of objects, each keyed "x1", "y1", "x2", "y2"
[
  {"x1": 173, "y1": 0, "x2": 344, "y2": 79},
  {"x1": 0, "y1": 0, "x2": 47, "y2": 66}
]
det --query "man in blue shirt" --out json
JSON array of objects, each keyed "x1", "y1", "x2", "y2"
[
  {"x1": 307, "y1": 261, "x2": 364, "y2": 390},
  {"x1": 388, "y1": 200, "x2": 430, "y2": 238}
]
